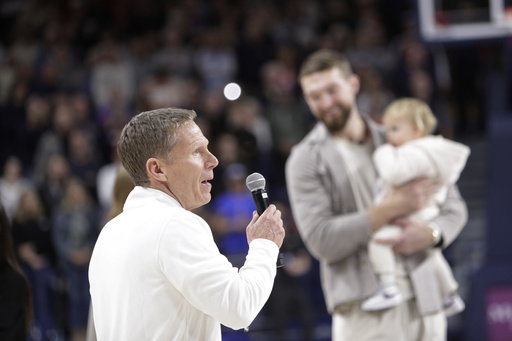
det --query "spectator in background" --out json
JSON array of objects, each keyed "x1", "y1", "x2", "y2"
[
  {"x1": 12, "y1": 188, "x2": 58, "y2": 341},
  {"x1": 235, "y1": 2, "x2": 275, "y2": 93},
  {"x1": 95, "y1": 148, "x2": 122, "y2": 221},
  {"x1": 0, "y1": 156, "x2": 33, "y2": 223},
  {"x1": 38, "y1": 154, "x2": 71, "y2": 219},
  {"x1": 52, "y1": 178, "x2": 99, "y2": 341},
  {"x1": 125, "y1": 32, "x2": 157, "y2": 89},
  {"x1": 225, "y1": 97, "x2": 273, "y2": 179},
  {"x1": 31, "y1": 19, "x2": 84, "y2": 95},
  {"x1": 7, "y1": 22, "x2": 39, "y2": 79},
  {"x1": 19, "y1": 95, "x2": 52, "y2": 174},
  {"x1": 94, "y1": 85, "x2": 134, "y2": 146},
  {"x1": 150, "y1": 23, "x2": 193, "y2": 79},
  {"x1": 209, "y1": 133, "x2": 241, "y2": 198},
  {"x1": 70, "y1": 92, "x2": 109, "y2": 164},
  {"x1": 0, "y1": 51, "x2": 19, "y2": 106},
  {"x1": 0, "y1": 202, "x2": 33, "y2": 341},
  {"x1": 193, "y1": 25, "x2": 238, "y2": 92},
  {"x1": 87, "y1": 32, "x2": 136, "y2": 117},
  {"x1": 345, "y1": 4, "x2": 396, "y2": 81},
  {"x1": 103, "y1": 166, "x2": 134, "y2": 223},
  {"x1": 0, "y1": 79, "x2": 30, "y2": 167},
  {"x1": 224, "y1": 104, "x2": 258, "y2": 173},
  {"x1": 32, "y1": 100, "x2": 74, "y2": 186},
  {"x1": 316, "y1": 22, "x2": 354, "y2": 54},
  {"x1": 137, "y1": 65, "x2": 192, "y2": 112},
  {"x1": 210, "y1": 163, "x2": 255, "y2": 268},
  {"x1": 196, "y1": 89, "x2": 228, "y2": 142},
  {"x1": 67, "y1": 128, "x2": 101, "y2": 200},
  {"x1": 270, "y1": 0, "x2": 317, "y2": 50}
]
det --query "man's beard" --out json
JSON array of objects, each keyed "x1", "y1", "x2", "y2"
[{"x1": 321, "y1": 104, "x2": 351, "y2": 134}]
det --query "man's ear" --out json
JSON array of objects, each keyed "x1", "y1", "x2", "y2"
[
  {"x1": 350, "y1": 74, "x2": 360, "y2": 95},
  {"x1": 146, "y1": 157, "x2": 167, "y2": 183}
]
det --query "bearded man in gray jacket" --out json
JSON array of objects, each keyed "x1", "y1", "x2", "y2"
[{"x1": 285, "y1": 50, "x2": 467, "y2": 341}]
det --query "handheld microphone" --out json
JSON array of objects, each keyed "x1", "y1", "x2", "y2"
[{"x1": 246, "y1": 172, "x2": 284, "y2": 268}]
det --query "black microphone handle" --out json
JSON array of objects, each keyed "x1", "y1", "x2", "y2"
[
  {"x1": 252, "y1": 189, "x2": 269, "y2": 215},
  {"x1": 251, "y1": 189, "x2": 284, "y2": 268}
]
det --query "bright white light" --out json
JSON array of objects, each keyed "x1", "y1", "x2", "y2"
[{"x1": 223, "y1": 82, "x2": 242, "y2": 101}]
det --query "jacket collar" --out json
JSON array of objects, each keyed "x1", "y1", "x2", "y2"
[{"x1": 124, "y1": 186, "x2": 182, "y2": 210}]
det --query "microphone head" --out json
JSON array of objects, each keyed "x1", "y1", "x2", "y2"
[{"x1": 246, "y1": 172, "x2": 266, "y2": 192}]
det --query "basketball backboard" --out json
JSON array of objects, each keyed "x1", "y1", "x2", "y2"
[{"x1": 417, "y1": 0, "x2": 512, "y2": 43}]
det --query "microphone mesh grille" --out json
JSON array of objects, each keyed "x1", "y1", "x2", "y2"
[{"x1": 246, "y1": 172, "x2": 266, "y2": 191}]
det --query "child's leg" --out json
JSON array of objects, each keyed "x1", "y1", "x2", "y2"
[
  {"x1": 368, "y1": 225, "x2": 403, "y2": 284},
  {"x1": 362, "y1": 225, "x2": 403, "y2": 311}
]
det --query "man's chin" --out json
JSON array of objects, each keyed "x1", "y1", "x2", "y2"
[
  {"x1": 325, "y1": 121, "x2": 345, "y2": 133},
  {"x1": 203, "y1": 194, "x2": 212, "y2": 204}
]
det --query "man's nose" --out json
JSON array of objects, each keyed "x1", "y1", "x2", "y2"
[
  {"x1": 207, "y1": 151, "x2": 219, "y2": 169},
  {"x1": 318, "y1": 93, "x2": 334, "y2": 110}
]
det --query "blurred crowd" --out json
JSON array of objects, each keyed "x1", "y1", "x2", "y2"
[{"x1": 0, "y1": 0, "x2": 489, "y2": 340}]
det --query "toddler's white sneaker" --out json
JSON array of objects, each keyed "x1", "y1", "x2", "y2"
[
  {"x1": 444, "y1": 293, "x2": 465, "y2": 317},
  {"x1": 361, "y1": 283, "x2": 403, "y2": 311}
]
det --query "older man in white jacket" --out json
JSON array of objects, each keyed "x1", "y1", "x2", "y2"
[{"x1": 89, "y1": 108, "x2": 285, "y2": 341}]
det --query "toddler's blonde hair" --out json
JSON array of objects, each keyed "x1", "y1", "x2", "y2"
[{"x1": 382, "y1": 98, "x2": 437, "y2": 136}]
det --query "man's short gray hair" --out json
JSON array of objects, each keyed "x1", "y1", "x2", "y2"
[{"x1": 117, "y1": 108, "x2": 197, "y2": 186}]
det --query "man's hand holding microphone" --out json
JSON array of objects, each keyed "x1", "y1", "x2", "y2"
[{"x1": 246, "y1": 204, "x2": 285, "y2": 248}]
